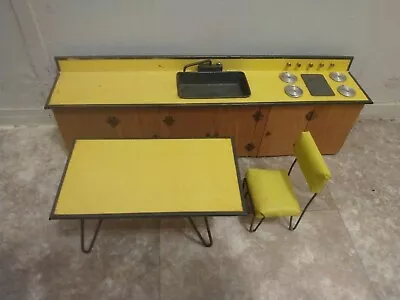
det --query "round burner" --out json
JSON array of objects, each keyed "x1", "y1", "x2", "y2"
[
  {"x1": 329, "y1": 72, "x2": 347, "y2": 82},
  {"x1": 285, "y1": 85, "x2": 303, "y2": 98},
  {"x1": 279, "y1": 72, "x2": 297, "y2": 83},
  {"x1": 337, "y1": 85, "x2": 356, "y2": 97}
]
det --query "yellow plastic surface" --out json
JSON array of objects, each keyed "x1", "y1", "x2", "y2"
[
  {"x1": 57, "y1": 58, "x2": 352, "y2": 72},
  {"x1": 53, "y1": 138, "x2": 244, "y2": 217},
  {"x1": 246, "y1": 169, "x2": 301, "y2": 218},
  {"x1": 294, "y1": 132, "x2": 332, "y2": 193},
  {"x1": 47, "y1": 58, "x2": 369, "y2": 106}
]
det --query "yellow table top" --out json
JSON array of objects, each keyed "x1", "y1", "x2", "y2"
[
  {"x1": 46, "y1": 57, "x2": 371, "y2": 107},
  {"x1": 50, "y1": 138, "x2": 245, "y2": 219}
]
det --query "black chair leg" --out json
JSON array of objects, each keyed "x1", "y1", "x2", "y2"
[
  {"x1": 244, "y1": 178, "x2": 265, "y2": 232},
  {"x1": 249, "y1": 215, "x2": 265, "y2": 232},
  {"x1": 288, "y1": 193, "x2": 317, "y2": 231},
  {"x1": 289, "y1": 216, "x2": 295, "y2": 231}
]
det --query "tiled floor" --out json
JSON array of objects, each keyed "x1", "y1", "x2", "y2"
[{"x1": 0, "y1": 120, "x2": 399, "y2": 300}]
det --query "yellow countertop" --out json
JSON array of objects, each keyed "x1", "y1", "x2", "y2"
[
  {"x1": 51, "y1": 138, "x2": 245, "y2": 218},
  {"x1": 46, "y1": 57, "x2": 371, "y2": 107}
]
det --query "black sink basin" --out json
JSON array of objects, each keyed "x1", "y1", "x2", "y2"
[{"x1": 177, "y1": 71, "x2": 251, "y2": 99}]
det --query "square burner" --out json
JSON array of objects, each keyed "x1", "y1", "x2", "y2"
[{"x1": 301, "y1": 74, "x2": 335, "y2": 96}]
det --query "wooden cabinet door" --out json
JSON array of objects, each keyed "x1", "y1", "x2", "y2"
[
  {"x1": 54, "y1": 107, "x2": 174, "y2": 151},
  {"x1": 53, "y1": 108, "x2": 127, "y2": 151},
  {"x1": 165, "y1": 107, "x2": 216, "y2": 138},
  {"x1": 306, "y1": 104, "x2": 363, "y2": 154},
  {"x1": 258, "y1": 106, "x2": 312, "y2": 156},
  {"x1": 122, "y1": 108, "x2": 169, "y2": 138},
  {"x1": 215, "y1": 106, "x2": 269, "y2": 156}
]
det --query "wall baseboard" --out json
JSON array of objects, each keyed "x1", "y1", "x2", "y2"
[
  {"x1": 0, "y1": 103, "x2": 399, "y2": 125},
  {"x1": 360, "y1": 102, "x2": 400, "y2": 120},
  {"x1": 0, "y1": 109, "x2": 54, "y2": 125}
]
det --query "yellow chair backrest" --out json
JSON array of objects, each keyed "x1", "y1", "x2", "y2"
[{"x1": 293, "y1": 132, "x2": 331, "y2": 193}]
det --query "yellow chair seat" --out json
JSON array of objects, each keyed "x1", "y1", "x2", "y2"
[{"x1": 246, "y1": 169, "x2": 301, "y2": 218}]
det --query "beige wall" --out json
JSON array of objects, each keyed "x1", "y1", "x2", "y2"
[
  {"x1": 1, "y1": 0, "x2": 400, "y2": 123},
  {"x1": 0, "y1": 1, "x2": 41, "y2": 109}
]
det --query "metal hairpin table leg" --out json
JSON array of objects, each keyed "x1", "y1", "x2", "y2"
[
  {"x1": 187, "y1": 217, "x2": 213, "y2": 247},
  {"x1": 80, "y1": 219, "x2": 103, "y2": 254}
]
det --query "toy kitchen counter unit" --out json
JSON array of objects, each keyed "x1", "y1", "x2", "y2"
[{"x1": 45, "y1": 56, "x2": 372, "y2": 157}]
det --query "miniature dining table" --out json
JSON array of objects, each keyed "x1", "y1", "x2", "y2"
[{"x1": 50, "y1": 138, "x2": 246, "y2": 253}]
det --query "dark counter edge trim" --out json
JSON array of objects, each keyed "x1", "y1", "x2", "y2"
[
  {"x1": 348, "y1": 72, "x2": 373, "y2": 104},
  {"x1": 50, "y1": 211, "x2": 247, "y2": 220},
  {"x1": 49, "y1": 139, "x2": 77, "y2": 219},
  {"x1": 54, "y1": 55, "x2": 354, "y2": 62},
  {"x1": 46, "y1": 99, "x2": 372, "y2": 109},
  {"x1": 347, "y1": 56, "x2": 354, "y2": 71},
  {"x1": 44, "y1": 73, "x2": 60, "y2": 109},
  {"x1": 230, "y1": 137, "x2": 248, "y2": 213},
  {"x1": 49, "y1": 137, "x2": 247, "y2": 220}
]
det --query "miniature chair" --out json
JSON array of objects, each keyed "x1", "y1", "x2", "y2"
[{"x1": 243, "y1": 131, "x2": 331, "y2": 232}]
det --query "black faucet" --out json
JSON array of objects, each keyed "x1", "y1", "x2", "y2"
[{"x1": 183, "y1": 59, "x2": 223, "y2": 72}]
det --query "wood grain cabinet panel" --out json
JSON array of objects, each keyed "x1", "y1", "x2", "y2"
[
  {"x1": 159, "y1": 106, "x2": 269, "y2": 156},
  {"x1": 54, "y1": 108, "x2": 171, "y2": 150},
  {"x1": 258, "y1": 106, "x2": 312, "y2": 156},
  {"x1": 54, "y1": 108, "x2": 128, "y2": 151},
  {"x1": 122, "y1": 108, "x2": 169, "y2": 138},
  {"x1": 165, "y1": 107, "x2": 216, "y2": 138},
  {"x1": 215, "y1": 106, "x2": 269, "y2": 157},
  {"x1": 306, "y1": 104, "x2": 363, "y2": 154},
  {"x1": 53, "y1": 104, "x2": 363, "y2": 156}
]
